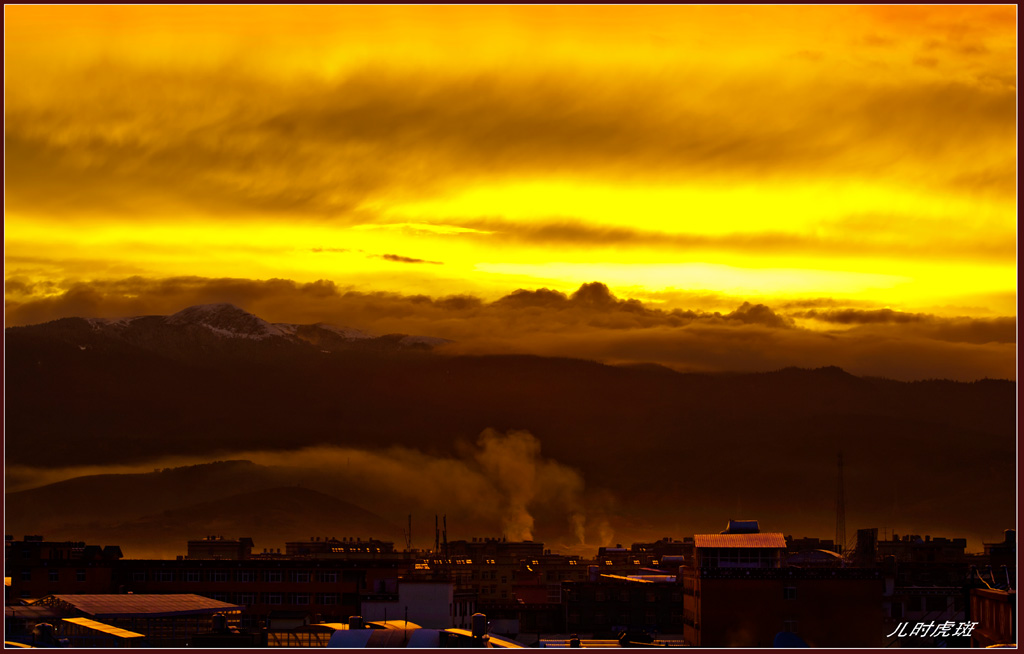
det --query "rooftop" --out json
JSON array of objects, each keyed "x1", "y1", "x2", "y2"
[
  {"x1": 37, "y1": 594, "x2": 241, "y2": 618},
  {"x1": 694, "y1": 533, "x2": 787, "y2": 549}
]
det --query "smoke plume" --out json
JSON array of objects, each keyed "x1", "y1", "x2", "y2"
[{"x1": 7, "y1": 429, "x2": 605, "y2": 547}]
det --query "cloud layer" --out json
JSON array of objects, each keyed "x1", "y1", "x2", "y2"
[
  {"x1": 5, "y1": 276, "x2": 1014, "y2": 381},
  {"x1": 4, "y1": 6, "x2": 1016, "y2": 382}
]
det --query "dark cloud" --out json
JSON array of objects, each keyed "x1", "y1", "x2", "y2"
[
  {"x1": 3, "y1": 275, "x2": 1013, "y2": 381},
  {"x1": 779, "y1": 298, "x2": 860, "y2": 310},
  {"x1": 452, "y1": 218, "x2": 1013, "y2": 262},
  {"x1": 928, "y1": 317, "x2": 1016, "y2": 345},
  {"x1": 379, "y1": 254, "x2": 443, "y2": 265},
  {"x1": 5, "y1": 64, "x2": 1016, "y2": 222},
  {"x1": 795, "y1": 308, "x2": 1015, "y2": 345},
  {"x1": 726, "y1": 302, "x2": 792, "y2": 328},
  {"x1": 494, "y1": 288, "x2": 571, "y2": 309},
  {"x1": 795, "y1": 308, "x2": 927, "y2": 324}
]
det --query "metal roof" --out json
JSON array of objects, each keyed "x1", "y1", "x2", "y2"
[
  {"x1": 45, "y1": 594, "x2": 241, "y2": 618},
  {"x1": 63, "y1": 617, "x2": 145, "y2": 640},
  {"x1": 368, "y1": 620, "x2": 424, "y2": 630},
  {"x1": 5, "y1": 606, "x2": 62, "y2": 621},
  {"x1": 599, "y1": 573, "x2": 653, "y2": 583},
  {"x1": 694, "y1": 533, "x2": 787, "y2": 549}
]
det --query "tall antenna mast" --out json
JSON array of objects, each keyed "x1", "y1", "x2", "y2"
[{"x1": 836, "y1": 451, "x2": 846, "y2": 555}]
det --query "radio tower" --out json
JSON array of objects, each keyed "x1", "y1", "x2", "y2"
[{"x1": 835, "y1": 451, "x2": 846, "y2": 555}]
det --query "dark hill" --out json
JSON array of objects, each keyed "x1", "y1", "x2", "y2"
[
  {"x1": 4, "y1": 310, "x2": 1015, "y2": 550},
  {"x1": 7, "y1": 480, "x2": 399, "y2": 560}
]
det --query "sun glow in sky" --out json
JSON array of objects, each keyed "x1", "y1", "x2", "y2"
[{"x1": 4, "y1": 5, "x2": 1017, "y2": 379}]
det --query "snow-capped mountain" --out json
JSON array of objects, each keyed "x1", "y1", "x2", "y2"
[
  {"x1": 166, "y1": 303, "x2": 290, "y2": 339},
  {"x1": 8, "y1": 303, "x2": 450, "y2": 359}
]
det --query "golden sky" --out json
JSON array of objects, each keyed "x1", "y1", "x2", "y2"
[{"x1": 4, "y1": 6, "x2": 1017, "y2": 379}]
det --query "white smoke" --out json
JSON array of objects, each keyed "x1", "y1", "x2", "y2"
[{"x1": 8, "y1": 429, "x2": 607, "y2": 547}]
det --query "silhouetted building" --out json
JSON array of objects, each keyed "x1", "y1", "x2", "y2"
[
  {"x1": 877, "y1": 532, "x2": 967, "y2": 564},
  {"x1": 983, "y1": 529, "x2": 1017, "y2": 571},
  {"x1": 681, "y1": 521, "x2": 885, "y2": 647},
  {"x1": 361, "y1": 578, "x2": 472, "y2": 629},
  {"x1": 114, "y1": 556, "x2": 412, "y2": 629},
  {"x1": 562, "y1": 576, "x2": 687, "y2": 640},
  {"x1": 286, "y1": 537, "x2": 395, "y2": 559},
  {"x1": 5, "y1": 535, "x2": 122, "y2": 601},
  {"x1": 187, "y1": 535, "x2": 254, "y2": 560}
]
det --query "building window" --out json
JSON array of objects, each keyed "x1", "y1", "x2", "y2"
[
  {"x1": 237, "y1": 571, "x2": 255, "y2": 582},
  {"x1": 21, "y1": 570, "x2": 32, "y2": 581},
  {"x1": 49, "y1": 570, "x2": 59, "y2": 582},
  {"x1": 319, "y1": 593, "x2": 339, "y2": 605},
  {"x1": 76, "y1": 570, "x2": 86, "y2": 582},
  {"x1": 266, "y1": 594, "x2": 283, "y2": 605},
  {"x1": 132, "y1": 572, "x2": 146, "y2": 582},
  {"x1": 156, "y1": 571, "x2": 175, "y2": 582},
  {"x1": 321, "y1": 572, "x2": 337, "y2": 583},
  {"x1": 266, "y1": 571, "x2": 282, "y2": 583},
  {"x1": 239, "y1": 594, "x2": 256, "y2": 605},
  {"x1": 294, "y1": 594, "x2": 310, "y2": 605},
  {"x1": 186, "y1": 571, "x2": 201, "y2": 582},
  {"x1": 501, "y1": 576, "x2": 507, "y2": 584},
  {"x1": 501, "y1": 591, "x2": 507, "y2": 599},
  {"x1": 293, "y1": 572, "x2": 310, "y2": 583},
  {"x1": 783, "y1": 586, "x2": 797, "y2": 600},
  {"x1": 212, "y1": 593, "x2": 229, "y2": 602},
  {"x1": 212, "y1": 572, "x2": 229, "y2": 582},
  {"x1": 783, "y1": 620, "x2": 798, "y2": 633}
]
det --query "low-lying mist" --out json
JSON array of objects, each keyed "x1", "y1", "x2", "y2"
[{"x1": 7, "y1": 429, "x2": 617, "y2": 552}]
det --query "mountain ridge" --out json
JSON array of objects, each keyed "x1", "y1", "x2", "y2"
[
  {"x1": 4, "y1": 306, "x2": 1014, "y2": 553},
  {"x1": 6, "y1": 303, "x2": 448, "y2": 363},
  {"x1": 5, "y1": 472, "x2": 400, "y2": 559}
]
